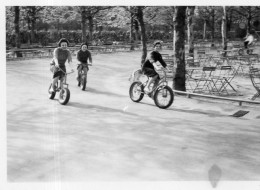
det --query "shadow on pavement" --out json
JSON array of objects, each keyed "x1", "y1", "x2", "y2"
[
  {"x1": 69, "y1": 102, "x2": 139, "y2": 117},
  {"x1": 138, "y1": 101, "x2": 229, "y2": 118},
  {"x1": 84, "y1": 87, "x2": 127, "y2": 98}
]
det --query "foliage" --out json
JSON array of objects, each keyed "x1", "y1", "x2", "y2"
[{"x1": 5, "y1": 6, "x2": 260, "y2": 47}]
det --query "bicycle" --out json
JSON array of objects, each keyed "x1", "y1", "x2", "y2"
[
  {"x1": 77, "y1": 63, "x2": 92, "y2": 91},
  {"x1": 237, "y1": 39, "x2": 257, "y2": 55},
  {"x1": 48, "y1": 67, "x2": 74, "y2": 105},
  {"x1": 129, "y1": 68, "x2": 174, "y2": 109}
]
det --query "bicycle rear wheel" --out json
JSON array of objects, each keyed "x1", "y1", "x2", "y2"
[
  {"x1": 238, "y1": 49, "x2": 244, "y2": 55},
  {"x1": 129, "y1": 81, "x2": 144, "y2": 102},
  {"x1": 154, "y1": 86, "x2": 174, "y2": 109}
]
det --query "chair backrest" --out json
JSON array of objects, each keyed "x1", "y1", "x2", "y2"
[
  {"x1": 233, "y1": 44, "x2": 241, "y2": 48},
  {"x1": 186, "y1": 59, "x2": 196, "y2": 67},
  {"x1": 203, "y1": 66, "x2": 216, "y2": 71},
  {"x1": 197, "y1": 50, "x2": 206, "y2": 55},
  {"x1": 202, "y1": 66, "x2": 216, "y2": 77},
  {"x1": 220, "y1": 66, "x2": 232, "y2": 70},
  {"x1": 219, "y1": 65, "x2": 236, "y2": 78}
]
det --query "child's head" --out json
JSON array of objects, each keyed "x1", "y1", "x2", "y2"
[
  {"x1": 80, "y1": 42, "x2": 88, "y2": 51},
  {"x1": 153, "y1": 41, "x2": 162, "y2": 51},
  {"x1": 57, "y1": 38, "x2": 69, "y2": 48}
]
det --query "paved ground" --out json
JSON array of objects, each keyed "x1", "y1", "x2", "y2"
[{"x1": 6, "y1": 51, "x2": 260, "y2": 183}]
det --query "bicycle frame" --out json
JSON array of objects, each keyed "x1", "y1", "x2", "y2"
[
  {"x1": 142, "y1": 69, "x2": 168, "y2": 94},
  {"x1": 55, "y1": 67, "x2": 73, "y2": 91}
]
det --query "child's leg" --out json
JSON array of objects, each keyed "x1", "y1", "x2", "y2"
[
  {"x1": 244, "y1": 41, "x2": 249, "y2": 48},
  {"x1": 51, "y1": 76, "x2": 59, "y2": 91},
  {"x1": 60, "y1": 77, "x2": 64, "y2": 89},
  {"x1": 145, "y1": 75, "x2": 158, "y2": 91},
  {"x1": 82, "y1": 66, "x2": 88, "y2": 81},
  {"x1": 153, "y1": 77, "x2": 160, "y2": 89}
]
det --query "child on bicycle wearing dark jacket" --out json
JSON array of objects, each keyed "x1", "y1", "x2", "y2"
[
  {"x1": 142, "y1": 41, "x2": 169, "y2": 93},
  {"x1": 76, "y1": 43, "x2": 92, "y2": 81}
]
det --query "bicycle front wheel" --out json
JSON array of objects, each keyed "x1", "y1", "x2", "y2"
[
  {"x1": 129, "y1": 81, "x2": 144, "y2": 102},
  {"x1": 59, "y1": 88, "x2": 70, "y2": 105},
  {"x1": 81, "y1": 75, "x2": 87, "y2": 90},
  {"x1": 154, "y1": 86, "x2": 174, "y2": 109}
]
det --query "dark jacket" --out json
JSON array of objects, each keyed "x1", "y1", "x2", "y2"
[
  {"x1": 141, "y1": 51, "x2": 167, "y2": 71},
  {"x1": 77, "y1": 50, "x2": 92, "y2": 64}
]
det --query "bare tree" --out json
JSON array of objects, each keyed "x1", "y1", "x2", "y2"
[
  {"x1": 78, "y1": 6, "x2": 111, "y2": 43},
  {"x1": 14, "y1": 6, "x2": 21, "y2": 48},
  {"x1": 222, "y1": 6, "x2": 228, "y2": 57},
  {"x1": 233, "y1": 6, "x2": 260, "y2": 33},
  {"x1": 135, "y1": 6, "x2": 147, "y2": 64},
  {"x1": 187, "y1": 6, "x2": 195, "y2": 55},
  {"x1": 22, "y1": 6, "x2": 44, "y2": 44}
]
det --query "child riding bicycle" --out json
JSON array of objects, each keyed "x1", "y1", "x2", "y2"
[
  {"x1": 76, "y1": 42, "x2": 92, "y2": 81},
  {"x1": 244, "y1": 30, "x2": 256, "y2": 49},
  {"x1": 50, "y1": 38, "x2": 74, "y2": 92},
  {"x1": 142, "y1": 41, "x2": 170, "y2": 93}
]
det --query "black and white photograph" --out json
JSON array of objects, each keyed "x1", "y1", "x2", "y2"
[{"x1": 1, "y1": 1, "x2": 260, "y2": 190}]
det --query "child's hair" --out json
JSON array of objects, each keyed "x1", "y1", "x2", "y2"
[
  {"x1": 80, "y1": 42, "x2": 88, "y2": 49},
  {"x1": 153, "y1": 40, "x2": 162, "y2": 48},
  {"x1": 57, "y1": 38, "x2": 69, "y2": 47}
]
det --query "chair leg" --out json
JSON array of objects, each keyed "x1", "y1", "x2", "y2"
[{"x1": 251, "y1": 92, "x2": 260, "y2": 100}]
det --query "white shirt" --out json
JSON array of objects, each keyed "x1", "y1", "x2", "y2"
[{"x1": 245, "y1": 34, "x2": 254, "y2": 43}]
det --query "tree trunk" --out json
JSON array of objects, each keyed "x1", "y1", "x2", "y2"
[
  {"x1": 81, "y1": 8, "x2": 87, "y2": 43},
  {"x1": 203, "y1": 20, "x2": 207, "y2": 40},
  {"x1": 187, "y1": 6, "x2": 195, "y2": 56},
  {"x1": 14, "y1": 6, "x2": 21, "y2": 49},
  {"x1": 134, "y1": 19, "x2": 139, "y2": 41},
  {"x1": 30, "y1": 6, "x2": 36, "y2": 44},
  {"x1": 247, "y1": 15, "x2": 252, "y2": 33},
  {"x1": 173, "y1": 6, "x2": 187, "y2": 91},
  {"x1": 88, "y1": 16, "x2": 94, "y2": 42},
  {"x1": 31, "y1": 19, "x2": 36, "y2": 44},
  {"x1": 130, "y1": 8, "x2": 134, "y2": 50},
  {"x1": 211, "y1": 9, "x2": 215, "y2": 46},
  {"x1": 222, "y1": 6, "x2": 228, "y2": 57},
  {"x1": 136, "y1": 6, "x2": 147, "y2": 65}
]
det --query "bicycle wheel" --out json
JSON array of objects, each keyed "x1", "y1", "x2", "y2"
[
  {"x1": 129, "y1": 81, "x2": 144, "y2": 102},
  {"x1": 154, "y1": 86, "x2": 174, "y2": 109},
  {"x1": 80, "y1": 75, "x2": 87, "y2": 90},
  {"x1": 48, "y1": 83, "x2": 56, "y2": 99},
  {"x1": 238, "y1": 49, "x2": 243, "y2": 55},
  {"x1": 59, "y1": 88, "x2": 70, "y2": 105},
  {"x1": 247, "y1": 49, "x2": 253, "y2": 55}
]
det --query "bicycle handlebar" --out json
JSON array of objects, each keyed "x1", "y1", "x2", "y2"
[{"x1": 55, "y1": 66, "x2": 74, "y2": 75}]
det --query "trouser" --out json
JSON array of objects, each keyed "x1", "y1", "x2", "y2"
[{"x1": 244, "y1": 41, "x2": 249, "y2": 49}]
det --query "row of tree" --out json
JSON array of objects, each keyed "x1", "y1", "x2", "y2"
[
  {"x1": 6, "y1": 6, "x2": 260, "y2": 91},
  {"x1": 6, "y1": 6, "x2": 260, "y2": 46}
]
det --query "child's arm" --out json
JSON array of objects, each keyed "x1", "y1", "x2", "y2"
[
  {"x1": 88, "y1": 51, "x2": 92, "y2": 65},
  {"x1": 53, "y1": 48, "x2": 59, "y2": 67},
  {"x1": 152, "y1": 62, "x2": 162, "y2": 70},
  {"x1": 67, "y1": 50, "x2": 74, "y2": 72}
]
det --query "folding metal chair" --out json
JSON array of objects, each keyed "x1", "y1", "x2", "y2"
[
  {"x1": 210, "y1": 66, "x2": 237, "y2": 95},
  {"x1": 186, "y1": 58, "x2": 200, "y2": 67},
  {"x1": 249, "y1": 67, "x2": 260, "y2": 100},
  {"x1": 235, "y1": 56, "x2": 251, "y2": 75},
  {"x1": 186, "y1": 66, "x2": 216, "y2": 94}
]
